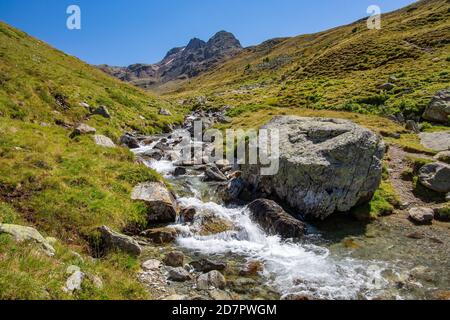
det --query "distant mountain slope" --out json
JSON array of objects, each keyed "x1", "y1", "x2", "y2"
[
  {"x1": 162, "y1": 0, "x2": 449, "y2": 121},
  {"x1": 98, "y1": 31, "x2": 242, "y2": 89},
  {"x1": 0, "y1": 21, "x2": 182, "y2": 135}
]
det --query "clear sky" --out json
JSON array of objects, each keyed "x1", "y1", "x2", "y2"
[{"x1": 0, "y1": 0, "x2": 417, "y2": 66}]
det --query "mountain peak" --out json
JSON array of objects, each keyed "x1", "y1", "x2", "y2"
[
  {"x1": 208, "y1": 31, "x2": 242, "y2": 50},
  {"x1": 100, "y1": 30, "x2": 243, "y2": 87},
  {"x1": 186, "y1": 38, "x2": 206, "y2": 50}
]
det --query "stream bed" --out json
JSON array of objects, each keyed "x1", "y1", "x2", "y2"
[{"x1": 132, "y1": 127, "x2": 450, "y2": 300}]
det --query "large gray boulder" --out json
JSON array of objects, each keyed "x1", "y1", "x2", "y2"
[
  {"x1": 423, "y1": 88, "x2": 450, "y2": 123},
  {"x1": 247, "y1": 199, "x2": 306, "y2": 239},
  {"x1": 241, "y1": 117, "x2": 385, "y2": 220},
  {"x1": 419, "y1": 132, "x2": 450, "y2": 152},
  {"x1": 418, "y1": 163, "x2": 450, "y2": 193},
  {"x1": 93, "y1": 135, "x2": 115, "y2": 148},
  {"x1": 131, "y1": 182, "x2": 177, "y2": 224},
  {"x1": 98, "y1": 226, "x2": 142, "y2": 257},
  {"x1": 0, "y1": 224, "x2": 55, "y2": 256}
]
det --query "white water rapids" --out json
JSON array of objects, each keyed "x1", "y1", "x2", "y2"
[{"x1": 133, "y1": 130, "x2": 391, "y2": 300}]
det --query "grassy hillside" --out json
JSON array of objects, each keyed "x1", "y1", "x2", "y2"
[
  {"x1": 0, "y1": 21, "x2": 186, "y2": 299},
  {"x1": 162, "y1": 0, "x2": 449, "y2": 121}
]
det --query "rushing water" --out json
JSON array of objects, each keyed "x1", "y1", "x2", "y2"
[{"x1": 133, "y1": 129, "x2": 449, "y2": 300}]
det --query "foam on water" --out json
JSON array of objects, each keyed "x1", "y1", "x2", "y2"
[{"x1": 176, "y1": 197, "x2": 388, "y2": 300}]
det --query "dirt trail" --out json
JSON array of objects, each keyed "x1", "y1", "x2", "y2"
[{"x1": 387, "y1": 145, "x2": 442, "y2": 210}]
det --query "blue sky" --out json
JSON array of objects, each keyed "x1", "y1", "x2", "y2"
[{"x1": 0, "y1": 0, "x2": 416, "y2": 66}]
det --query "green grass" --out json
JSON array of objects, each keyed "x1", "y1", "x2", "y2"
[
  {"x1": 436, "y1": 204, "x2": 450, "y2": 221},
  {"x1": 0, "y1": 119, "x2": 164, "y2": 239},
  {"x1": 0, "y1": 21, "x2": 185, "y2": 136},
  {"x1": 0, "y1": 234, "x2": 148, "y2": 300},
  {"x1": 352, "y1": 168, "x2": 401, "y2": 221},
  {"x1": 405, "y1": 156, "x2": 435, "y2": 173},
  {"x1": 0, "y1": 21, "x2": 184, "y2": 299}
]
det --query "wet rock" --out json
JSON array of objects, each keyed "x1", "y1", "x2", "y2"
[
  {"x1": 139, "y1": 149, "x2": 163, "y2": 161},
  {"x1": 93, "y1": 135, "x2": 115, "y2": 148},
  {"x1": 163, "y1": 251, "x2": 185, "y2": 267},
  {"x1": 247, "y1": 199, "x2": 306, "y2": 239},
  {"x1": 422, "y1": 88, "x2": 450, "y2": 123},
  {"x1": 91, "y1": 105, "x2": 111, "y2": 119},
  {"x1": 205, "y1": 166, "x2": 228, "y2": 182},
  {"x1": 229, "y1": 277, "x2": 257, "y2": 291},
  {"x1": 197, "y1": 270, "x2": 226, "y2": 290},
  {"x1": 98, "y1": 226, "x2": 142, "y2": 257},
  {"x1": 131, "y1": 182, "x2": 177, "y2": 224},
  {"x1": 0, "y1": 224, "x2": 55, "y2": 256},
  {"x1": 154, "y1": 141, "x2": 172, "y2": 151},
  {"x1": 142, "y1": 259, "x2": 161, "y2": 271},
  {"x1": 409, "y1": 207, "x2": 434, "y2": 224},
  {"x1": 120, "y1": 133, "x2": 140, "y2": 149},
  {"x1": 198, "y1": 214, "x2": 234, "y2": 236},
  {"x1": 239, "y1": 261, "x2": 264, "y2": 276},
  {"x1": 405, "y1": 120, "x2": 420, "y2": 133},
  {"x1": 141, "y1": 227, "x2": 178, "y2": 244},
  {"x1": 418, "y1": 163, "x2": 450, "y2": 193},
  {"x1": 140, "y1": 137, "x2": 158, "y2": 145},
  {"x1": 64, "y1": 266, "x2": 85, "y2": 293},
  {"x1": 159, "y1": 108, "x2": 172, "y2": 116},
  {"x1": 167, "y1": 267, "x2": 192, "y2": 282},
  {"x1": 70, "y1": 124, "x2": 96, "y2": 138},
  {"x1": 241, "y1": 117, "x2": 385, "y2": 220},
  {"x1": 174, "y1": 167, "x2": 187, "y2": 176},
  {"x1": 222, "y1": 177, "x2": 245, "y2": 202},
  {"x1": 180, "y1": 207, "x2": 196, "y2": 223},
  {"x1": 190, "y1": 259, "x2": 227, "y2": 273}
]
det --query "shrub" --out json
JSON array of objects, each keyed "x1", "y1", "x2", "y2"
[
  {"x1": 391, "y1": 98, "x2": 423, "y2": 117},
  {"x1": 356, "y1": 94, "x2": 389, "y2": 106}
]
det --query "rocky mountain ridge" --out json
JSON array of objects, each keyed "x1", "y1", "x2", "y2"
[{"x1": 98, "y1": 31, "x2": 242, "y2": 89}]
